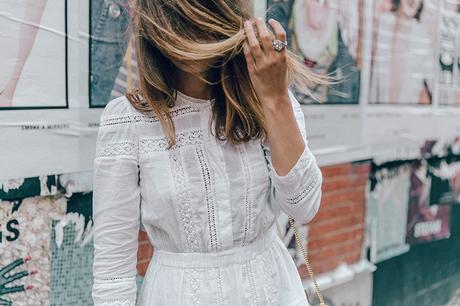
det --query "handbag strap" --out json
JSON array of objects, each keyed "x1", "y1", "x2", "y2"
[{"x1": 288, "y1": 217, "x2": 328, "y2": 306}]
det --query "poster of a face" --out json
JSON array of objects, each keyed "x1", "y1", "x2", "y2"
[
  {"x1": 0, "y1": 0, "x2": 67, "y2": 109},
  {"x1": 437, "y1": 0, "x2": 460, "y2": 105},
  {"x1": 266, "y1": 0, "x2": 363, "y2": 104},
  {"x1": 406, "y1": 161, "x2": 452, "y2": 244},
  {"x1": 406, "y1": 140, "x2": 454, "y2": 244},
  {"x1": 89, "y1": 0, "x2": 139, "y2": 107},
  {"x1": 369, "y1": 0, "x2": 438, "y2": 105}
]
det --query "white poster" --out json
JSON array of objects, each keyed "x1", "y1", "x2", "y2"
[{"x1": 0, "y1": 0, "x2": 67, "y2": 109}]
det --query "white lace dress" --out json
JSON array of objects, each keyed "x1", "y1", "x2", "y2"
[{"x1": 91, "y1": 90, "x2": 323, "y2": 306}]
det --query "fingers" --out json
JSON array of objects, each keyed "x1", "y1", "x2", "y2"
[
  {"x1": 255, "y1": 17, "x2": 274, "y2": 54},
  {"x1": 268, "y1": 18, "x2": 287, "y2": 42},
  {"x1": 243, "y1": 42, "x2": 256, "y2": 72},
  {"x1": 243, "y1": 17, "x2": 288, "y2": 71},
  {"x1": 244, "y1": 20, "x2": 263, "y2": 62}
]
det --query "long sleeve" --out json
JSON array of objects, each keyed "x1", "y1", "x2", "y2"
[
  {"x1": 262, "y1": 90, "x2": 323, "y2": 225},
  {"x1": 91, "y1": 97, "x2": 141, "y2": 306}
]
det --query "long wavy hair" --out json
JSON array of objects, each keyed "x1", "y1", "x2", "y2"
[{"x1": 126, "y1": 0, "x2": 327, "y2": 148}]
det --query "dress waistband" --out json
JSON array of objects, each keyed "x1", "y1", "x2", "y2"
[{"x1": 151, "y1": 224, "x2": 279, "y2": 268}]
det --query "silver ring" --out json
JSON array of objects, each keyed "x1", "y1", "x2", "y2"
[{"x1": 273, "y1": 39, "x2": 287, "y2": 52}]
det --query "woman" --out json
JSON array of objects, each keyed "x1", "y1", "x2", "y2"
[
  {"x1": 369, "y1": 0, "x2": 433, "y2": 104},
  {"x1": 91, "y1": 1, "x2": 324, "y2": 305}
]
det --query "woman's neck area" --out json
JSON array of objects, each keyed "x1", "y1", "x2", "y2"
[{"x1": 174, "y1": 68, "x2": 213, "y2": 101}]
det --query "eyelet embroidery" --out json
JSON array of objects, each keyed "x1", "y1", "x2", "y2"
[
  {"x1": 260, "y1": 251, "x2": 278, "y2": 306},
  {"x1": 100, "y1": 106, "x2": 199, "y2": 127},
  {"x1": 169, "y1": 150, "x2": 201, "y2": 252},
  {"x1": 285, "y1": 168, "x2": 321, "y2": 205},
  {"x1": 93, "y1": 275, "x2": 136, "y2": 284},
  {"x1": 216, "y1": 268, "x2": 225, "y2": 306},
  {"x1": 133, "y1": 106, "x2": 199, "y2": 123},
  {"x1": 244, "y1": 261, "x2": 260, "y2": 306},
  {"x1": 139, "y1": 129, "x2": 204, "y2": 153},
  {"x1": 99, "y1": 299, "x2": 135, "y2": 306},
  {"x1": 196, "y1": 145, "x2": 218, "y2": 252},
  {"x1": 238, "y1": 145, "x2": 253, "y2": 246},
  {"x1": 95, "y1": 141, "x2": 137, "y2": 158},
  {"x1": 93, "y1": 276, "x2": 137, "y2": 305},
  {"x1": 185, "y1": 269, "x2": 201, "y2": 306},
  {"x1": 100, "y1": 115, "x2": 132, "y2": 127}
]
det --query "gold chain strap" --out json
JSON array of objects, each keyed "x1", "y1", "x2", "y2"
[{"x1": 288, "y1": 217, "x2": 328, "y2": 306}]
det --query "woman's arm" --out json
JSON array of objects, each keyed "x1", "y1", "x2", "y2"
[
  {"x1": 243, "y1": 18, "x2": 323, "y2": 224},
  {"x1": 261, "y1": 90, "x2": 323, "y2": 225},
  {"x1": 92, "y1": 97, "x2": 141, "y2": 306}
]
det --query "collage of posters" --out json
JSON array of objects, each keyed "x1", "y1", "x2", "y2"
[
  {"x1": 367, "y1": 139, "x2": 460, "y2": 263},
  {"x1": 0, "y1": 1, "x2": 460, "y2": 305}
]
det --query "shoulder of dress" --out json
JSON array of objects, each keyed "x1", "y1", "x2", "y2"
[
  {"x1": 99, "y1": 95, "x2": 150, "y2": 130},
  {"x1": 101, "y1": 95, "x2": 137, "y2": 120}
]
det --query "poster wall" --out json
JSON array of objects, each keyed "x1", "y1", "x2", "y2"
[
  {"x1": 0, "y1": 1, "x2": 459, "y2": 305},
  {"x1": 2, "y1": 0, "x2": 460, "y2": 181},
  {"x1": 367, "y1": 140, "x2": 460, "y2": 259}
]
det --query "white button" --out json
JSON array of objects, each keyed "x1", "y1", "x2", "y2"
[{"x1": 108, "y1": 3, "x2": 121, "y2": 18}]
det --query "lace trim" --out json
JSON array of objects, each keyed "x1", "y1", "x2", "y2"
[
  {"x1": 133, "y1": 106, "x2": 199, "y2": 123},
  {"x1": 196, "y1": 145, "x2": 218, "y2": 251},
  {"x1": 216, "y1": 268, "x2": 225, "y2": 306},
  {"x1": 260, "y1": 250, "x2": 278, "y2": 306},
  {"x1": 95, "y1": 141, "x2": 137, "y2": 158},
  {"x1": 169, "y1": 150, "x2": 201, "y2": 252},
  {"x1": 100, "y1": 106, "x2": 198, "y2": 127},
  {"x1": 93, "y1": 275, "x2": 136, "y2": 285},
  {"x1": 185, "y1": 269, "x2": 201, "y2": 306},
  {"x1": 99, "y1": 299, "x2": 135, "y2": 306},
  {"x1": 100, "y1": 115, "x2": 133, "y2": 127},
  {"x1": 244, "y1": 261, "x2": 260, "y2": 306},
  {"x1": 139, "y1": 129, "x2": 204, "y2": 153},
  {"x1": 286, "y1": 168, "x2": 321, "y2": 205},
  {"x1": 238, "y1": 145, "x2": 253, "y2": 246}
]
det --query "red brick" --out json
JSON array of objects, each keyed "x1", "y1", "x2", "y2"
[
  {"x1": 320, "y1": 163, "x2": 352, "y2": 178},
  {"x1": 322, "y1": 176, "x2": 355, "y2": 192},
  {"x1": 136, "y1": 261, "x2": 150, "y2": 276},
  {"x1": 309, "y1": 215, "x2": 364, "y2": 238},
  {"x1": 137, "y1": 242, "x2": 153, "y2": 261},
  {"x1": 313, "y1": 201, "x2": 363, "y2": 221},
  {"x1": 308, "y1": 225, "x2": 364, "y2": 249},
  {"x1": 309, "y1": 239, "x2": 362, "y2": 262},
  {"x1": 309, "y1": 236, "x2": 362, "y2": 255},
  {"x1": 351, "y1": 162, "x2": 371, "y2": 175},
  {"x1": 138, "y1": 230, "x2": 149, "y2": 242}
]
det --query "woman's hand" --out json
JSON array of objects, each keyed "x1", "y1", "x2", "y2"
[{"x1": 243, "y1": 17, "x2": 289, "y2": 109}]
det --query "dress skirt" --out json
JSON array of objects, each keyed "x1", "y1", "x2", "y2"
[{"x1": 137, "y1": 224, "x2": 310, "y2": 306}]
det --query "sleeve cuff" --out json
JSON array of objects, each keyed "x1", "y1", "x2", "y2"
[
  {"x1": 270, "y1": 143, "x2": 311, "y2": 193},
  {"x1": 92, "y1": 276, "x2": 137, "y2": 306}
]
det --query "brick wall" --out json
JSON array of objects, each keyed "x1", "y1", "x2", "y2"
[
  {"x1": 136, "y1": 161, "x2": 371, "y2": 278},
  {"x1": 137, "y1": 230, "x2": 153, "y2": 276},
  {"x1": 299, "y1": 161, "x2": 370, "y2": 278}
]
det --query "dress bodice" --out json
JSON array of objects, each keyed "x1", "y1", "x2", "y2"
[{"x1": 91, "y1": 90, "x2": 323, "y2": 305}]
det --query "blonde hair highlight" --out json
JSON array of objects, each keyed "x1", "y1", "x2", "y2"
[{"x1": 126, "y1": 0, "x2": 328, "y2": 149}]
